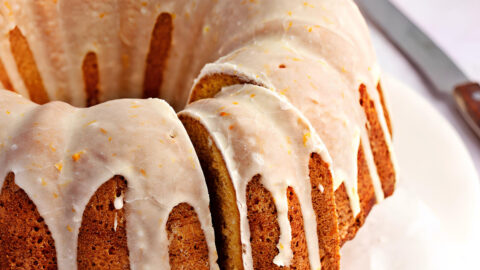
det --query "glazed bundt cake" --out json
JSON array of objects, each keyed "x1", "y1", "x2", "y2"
[
  {"x1": 0, "y1": 0, "x2": 397, "y2": 269},
  {"x1": 189, "y1": 38, "x2": 396, "y2": 245},
  {"x1": 0, "y1": 90, "x2": 218, "y2": 269},
  {"x1": 180, "y1": 85, "x2": 340, "y2": 270}
]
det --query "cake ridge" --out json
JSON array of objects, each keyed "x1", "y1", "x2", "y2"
[
  {"x1": 0, "y1": 90, "x2": 218, "y2": 269},
  {"x1": 180, "y1": 84, "x2": 337, "y2": 269},
  {"x1": 190, "y1": 38, "x2": 390, "y2": 217}
]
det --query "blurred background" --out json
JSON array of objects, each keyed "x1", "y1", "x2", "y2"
[
  {"x1": 388, "y1": 0, "x2": 479, "y2": 82},
  {"x1": 362, "y1": 0, "x2": 480, "y2": 176}
]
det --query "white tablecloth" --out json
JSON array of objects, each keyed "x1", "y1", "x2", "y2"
[{"x1": 367, "y1": 0, "x2": 480, "y2": 178}]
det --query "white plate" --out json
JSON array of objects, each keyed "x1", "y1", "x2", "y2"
[{"x1": 340, "y1": 75, "x2": 480, "y2": 269}]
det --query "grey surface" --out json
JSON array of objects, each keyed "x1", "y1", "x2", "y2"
[{"x1": 357, "y1": 0, "x2": 469, "y2": 94}]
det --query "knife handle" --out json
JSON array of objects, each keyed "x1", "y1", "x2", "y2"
[{"x1": 454, "y1": 82, "x2": 480, "y2": 137}]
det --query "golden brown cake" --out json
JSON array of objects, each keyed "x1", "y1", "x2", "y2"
[
  {"x1": 0, "y1": 0, "x2": 397, "y2": 269},
  {"x1": 188, "y1": 32, "x2": 396, "y2": 247},
  {"x1": 0, "y1": 91, "x2": 218, "y2": 269},
  {"x1": 180, "y1": 85, "x2": 340, "y2": 270}
]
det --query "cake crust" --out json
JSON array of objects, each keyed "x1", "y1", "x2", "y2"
[
  {"x1": 8, "y1": 27, "x2": 49, "y2": 104},
  {"x1": 0, "y1": 1, "x2": 397, "y2": 268},
  {"x1": 180, "y1": 115, "x2": 244, "y2": 270},
  {"x1": 0, "y1": 91, "x2": 218, "y2": 269},
  {"x1": 181, "y1": 85, "x2": 341, "y2": 269},
  {"x1": 77, "y1": 176, "x2": 130, "y2": 269},
  {"x1": 0, "y1": 173, "x2": 57, "y2": 269},
  {"x1": 166, "y1": 202, "x2": 211, "y2": 270}
]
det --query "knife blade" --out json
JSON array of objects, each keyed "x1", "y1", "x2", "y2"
[{"x1": 356, "y1": 0, "x2": 480, "y2": 138}]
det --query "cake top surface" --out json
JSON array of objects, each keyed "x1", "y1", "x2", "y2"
[{"x1": 0, "y1": 0, "x2": 379, "y2": 109}]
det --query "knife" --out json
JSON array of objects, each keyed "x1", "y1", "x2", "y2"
[{"x1": 356, "y1": 0, "x2": 480, "y2": 138}]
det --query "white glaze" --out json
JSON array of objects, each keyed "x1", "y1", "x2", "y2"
[
  {"x1": 0, "y1": 0, "x2": 397, "y2": 269},
  {"x1": 180, "y1": 84, "x2": 333, "y2": 269},
  {"x1": 0, "y1": 90, "x2": 218, "y2": 270},
  {"x1": 191, "y1": 9, "x2": 399, "y2": 215},
  {"x1": 0, "y1": 0, "x2": 397, "y2": 211},
  {"x1": 2, "y1": 0, "x2": 380, "y2": 109}
]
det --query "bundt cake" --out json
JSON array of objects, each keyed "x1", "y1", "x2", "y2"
[
  {"x1": 0, "y1": 90, "x2": 218, "y2": 269},
  {"x1": 0, "y1": 0, "x2": 397, "y2": 269},
  {"x1": 180, "y1": 84, "x2": 340, "y2": 270},
  {"x1": 189, "y1": 38, "x2": 396, "y2": 244}
]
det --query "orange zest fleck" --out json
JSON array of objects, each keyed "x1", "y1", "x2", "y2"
[
  {"x1": 85, "y1": 120, "x2": 97, "y2": 126},
  {"x1": 55, "y1": 162, "x2": 63, "y2": 172},
  {"x1": 286, "y1": 21, "x2": 293, "y2": 31},
  {"x1": 219, "y1": 112, "x2": 230, "y2": 117},
  {"x1": 303, "y1": 132, "x2": 311, "y2": 146},
  {"x1": 72, "y1": 151, "x2": 84, "y2": 162}
]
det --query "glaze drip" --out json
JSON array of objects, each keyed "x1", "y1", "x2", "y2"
[
  {"x1": 181, "y1": 84, "x2": 332, "y2": 269},
  {"x1": 0, "y1": 91, "x2": 218, "y2": 269}
]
